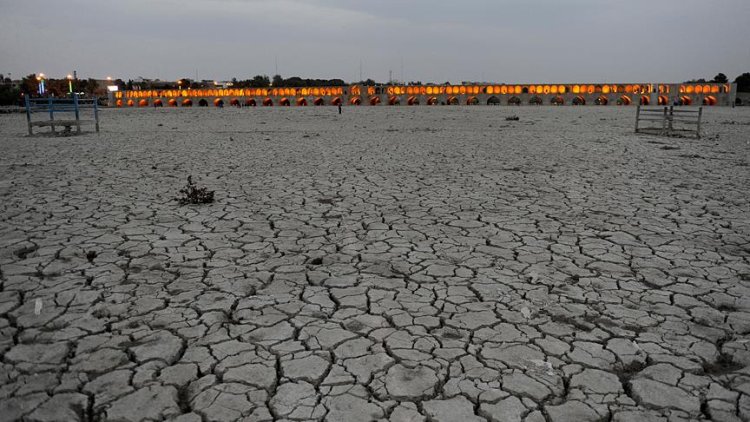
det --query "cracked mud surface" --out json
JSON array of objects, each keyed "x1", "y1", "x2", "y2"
[{"x1": 1, "y1": 106, "x2": 749, "y2": 421}]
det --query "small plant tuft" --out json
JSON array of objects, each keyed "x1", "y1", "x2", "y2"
[
  {"x1": 505, "y1": 115, "x2": 520, "y2": 121},
  {"x1": 177, "y1": 176, "x2": 215, "y2": 205}
]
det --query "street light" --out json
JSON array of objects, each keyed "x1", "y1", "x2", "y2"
[
  {"x1": 67, "y1": 74, "x2": 73, "y2": 94},
  {"x1": 37, "y1": 73, "x2": 46, "y2": 95}
]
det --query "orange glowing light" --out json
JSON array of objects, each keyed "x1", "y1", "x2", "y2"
[{"x1": 182, "y1": 99, "x2": 193, "y2": 107}]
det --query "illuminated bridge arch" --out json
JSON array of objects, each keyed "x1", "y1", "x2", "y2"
[
  {"x1": 168, "y1": 99, "x2": 178, "y2": 107},
  {"x1": 153, "y1": 99, "x2": 163, "y2": 107},
  {"x1": 427, "y1": 97, "x2": 439, "y2": 105},
  {"x1": 508, "y1": 96, "x2": 521, "y2": 106},
  {"x1": 407, "y1": 96, "x2": 420, "y2": 106},
  {"x1": 297, "y1": 98, "x2": 308, "y2": 106},
  {"x1": 487, "y1": 96, "x2": 500, "y2": 105},
  {"x1": 280, "y1": 97, "x2": 291, "y2": 106},
  {"x1": 595, "y1": 95, "x2": 608, "y2": 105},
  {"x1": 349, "y1": 97, "x2": 361, "y2": 105},
  {"x1": 639, "y1": 96, "x2": 650, "y2": 106},
  {"x1": 314, "y1": 98, "x2": 325, "y2": 106},
  {"x1": 182, "y1": 99, "x2": 193, "y2": 107},
  {"x1": 139, "y1": 99, "x2": 149, "y2": 107},
  {"x1": 529, "y1": 96, "x2": 543, "y2": 105},
  {"x1": 551, "y1": 96, "x2": 564, "y2": 105},
  {"x1": 679, "y1": 96, "x2": 692, "y2": 106},
  {"x1": 369, "y1": 96, "x2": 381, "y2": 106},
  {"x1": 446, "y1": 96, "x2": 459, "y2": 105},
  {"x1": 572, "y1": 96, "x2": 586, "y2": 106},
  {"x1": 198, "y1": 99, "x2": 209, "y2": 107},
  {"x1": 466, "y1": 96, "x2": 479, "y2": 105},
  {"x1": 245, "y1": 98, "x2": 257, "y2": 107},
  {"x1": 230, "y1": 98, "x2": 241, "y2": 107},
  {"x1": 388, "y1": 96, "x2": 400, "y2": 106},
  {"x1": 331, "y1": 97, "x2": 342, "y2": 106},
  {"x1": 214, "y1": 98, "x2": 224, "y2": 107},
  {"x1": 263, "y1": 98, "x2": 273, "y2": 106},
  {"x1": 617, "y1": 95, "x2": 631, "y2": 105},
  {"x1": 658, "y1": 96, "x2": 668, "y2": 106},
  {"x1": 703, "y1": 95, "x2": 717, "y2": 106}
]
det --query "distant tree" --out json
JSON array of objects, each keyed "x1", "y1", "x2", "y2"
[
  {"x1": 272, "y1": 74, "x2": 284, "y2": 86},
  {"x1": 248, "y1": 75, "x2": 270, "y2": 88},
  {"x1": 126, "y1": 79, "x2": 134, "y2": 90},
  {"x1": 21, "y1": 74, "x2": 39, "y2": 95},
  {"x1": 734, "y1": 73, "x2": 750, "y2": 92},
  {"x1": 684, "y1": 78, "x2": 707, "y2": 83},
  {"x1": 0, "y1": 84, "x2": 20, "y2": 105},
  {"x1": 712, "y1": 73, "x2": 729, "y2": 83},
  {"x1": 231, "y1": 77, "x2": 238, "y2": 85}
]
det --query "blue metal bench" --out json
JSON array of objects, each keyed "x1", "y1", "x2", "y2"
[{"x1": 24, "y1": 94, "x2": 100, "y2": 135}]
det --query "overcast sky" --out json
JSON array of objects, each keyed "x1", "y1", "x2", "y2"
[{"x1": 1, "y1": 0, "x2": 749, "y2": 84}]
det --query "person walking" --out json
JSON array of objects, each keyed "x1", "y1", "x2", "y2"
[{"x1": 338, "y1": 103, "x2": 342, "y2": 114}]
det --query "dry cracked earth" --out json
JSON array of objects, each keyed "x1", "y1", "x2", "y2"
[{"x1": 1, "y1": 106, "x2": 750, "y2": 422}]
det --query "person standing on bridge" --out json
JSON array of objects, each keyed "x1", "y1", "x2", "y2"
[{"x1": 338, "y1": 103, "x2": 342, "y2": 114}]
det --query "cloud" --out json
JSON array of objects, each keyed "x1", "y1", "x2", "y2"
[{"x1": 1, "y1": 0, "x2": 748, "y2": 82}]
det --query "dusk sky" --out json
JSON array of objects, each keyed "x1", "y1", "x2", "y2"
[{"x1": 1, "y1": 0, "x2": 749, "y2": 84}]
